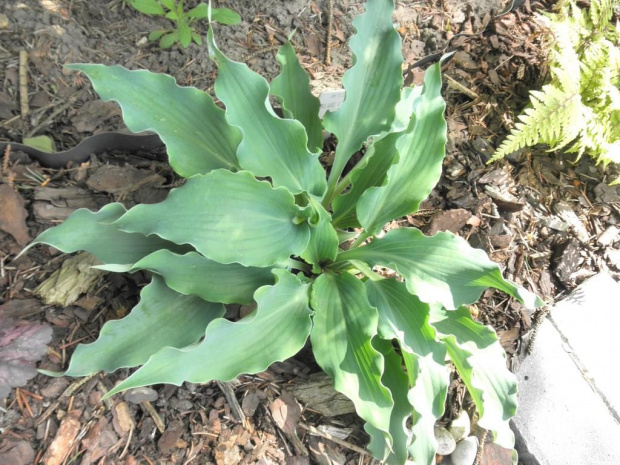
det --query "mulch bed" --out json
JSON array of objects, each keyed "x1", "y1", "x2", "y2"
[{"x1": 1, "y1": 0, "x2": 619, "y2": 463}]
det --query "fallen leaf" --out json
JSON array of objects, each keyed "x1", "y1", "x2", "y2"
[
  {"x1": 269, "y1": 389, "x2": 301, "y2": 434},
  {"x1": 0, "y1": 440, "x2": 35, "y2": 465},
  {"x1": 0, "y1": 314, "x2": 52, "y2": 401},
  {"x1": 0, "y1": 184, "x2": 31, "y2": 246}
]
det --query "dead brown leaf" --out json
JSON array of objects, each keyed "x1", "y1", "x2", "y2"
[
  {"x1": 269, "y1": 389, "x2": 301, "y2": 434},
  {"x1": 0, "y1": 184, "x2": 31, "y2": 246}
]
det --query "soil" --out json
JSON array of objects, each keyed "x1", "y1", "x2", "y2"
[{"x1": 1, "y1": 0, "x2": 620, "y2": 464}]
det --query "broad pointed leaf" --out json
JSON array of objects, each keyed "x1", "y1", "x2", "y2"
[
  {"x1": 125, "y1": 250, "x2": 275, "y2": 304},
  {"x1": 366, "y1": 337, "x2": 412, "y2": 464},
  {"x1": 357, "y1": 62, "x2": 447, "y2": 235},
  {"x1": 65, "y1": 64, "x2": 241, "y2": 177},
  {"x1": 300, "y1": 197, "x2": 339, "y2": 270},
  {"x1": 22, "y1": 203, "x2": 188, "y2": 265},
  {"x1": 331, "y1": 87, "x2": 422, "y2": 228},
  {"x1": 323, "y1": 0, "x2": 403, "y2": 196},
  {"x1": 107, "y1": 269, "x2": 312, "y2": 396},
  {"x1": 338, "y1": 228, "x2": 542, "y2": 309},
  {"x1": 331, "y1": 132, "x2": 400, "y2": 228},
  {"x1": 310, "y1": 273, "x2": 394, "y2": 447},
  {"x1": 332, "y1": 86, "x2": 422, "y2": 228},
  {"x1": 207, "y1": 29, "x2": 326, "y2": 196},
  {"x1": 430, "y1": 306, "x2": 518, "y2": 448},
  {"x1": 365, "y1": 279, "x2": 449, "y2": 465},
  {"x1": 42, "y1": 276, "x2": 225, "y2": 377},
  {"x1": 271, "y1": 42, "x2": 323, "y2": 153},
  {"x1": 114, "y1": 170, "x2": 311, "y2": 268}
]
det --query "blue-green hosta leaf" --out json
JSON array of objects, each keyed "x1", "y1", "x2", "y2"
[
  {"x1": 271, "y1": 42, "x2": 323, "y2": 153},
  {"x1": 310, "y1": 273, "x2": 394, "y2": 448},
  {"x1": 123, "y1": 250, "x2": 275, "y2": 304},
  {"x1": 331, "y1": 87, "x2": 423, "y2": 228},
  {"x1": 114, "y1": 170, "x2": 311, "y2": 268},
  {"x1": 323, "y1": 0, "x2": 403, "y2": 196},
  {"x1": 366, "y1": 337, "x2": 412, "y2": 464},
  {"x1": 65, "y1": 64, "x2": 241, "y2": 178},
  {"x1": 331, "y1": 132, "x2": 400, "y2": 228},
  {"x1": 357, "y1": 62, "x2": 447, "y2": 235},
  {"x1": 207, "y1": 29, "x2": 325, "y2": 197},
  {"x1": 41, "y1": 276, "x2": 225, "y2": 377},
  {"x1": 300, "y1": 197, "x2": 339, "y2": 270},
  {"x1": 22, "y1": 203, "x2": 187, "y2": 265},
  {"x1": 106, "y1": 269, "x2": 312, "y2": 396},
  {"x1": 338, "y1": 228, "x2": 542, "y2": 310},
  {"x1": 430, "y1": 306, "x2": 518, "y2": 448},
  {"x1": 365, "y1": 279, "x2": 449, "y2": 465}
]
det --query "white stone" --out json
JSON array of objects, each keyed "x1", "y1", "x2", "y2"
[
  {"x1": 448, "y1": 410, "x2": 471, "y2": 442},
  {"x1": 450, "y1": 436, "x2": 478, "y2": 465},
  {"x1": 434, "y1": 426, "x2": 456, "y2": 455}
]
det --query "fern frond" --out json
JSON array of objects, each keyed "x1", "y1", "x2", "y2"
[
  {"x1": 580, "y1": 40, "x2": 611, "y2": 98},
  {"x1": 548, "y1": 20, "x2": 581, "y2": 93},
  {"x1": 590, "y1": 0, "x2": 613, "y2": 27},
  {"x1": 491, "y1": 0, "x2": 620, "y2": 170},
  {"x1": 490, "y1": 85, "x2": 583, "y2": 161}
]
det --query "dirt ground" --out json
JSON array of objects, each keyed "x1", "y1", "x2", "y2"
[{"x1": 1, "y1": 0, "x2": 620, "y2": 464}]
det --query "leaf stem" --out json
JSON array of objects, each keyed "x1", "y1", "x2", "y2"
[
  {"x1": 348, "y1": 260, "x2": 383, "y2": 282},
  {"x1": 349, "y1": 230, "x2": 371, "y2": 249},
  {"x1": 283, "y1": 258, "x2": 311, "y2": 274}
]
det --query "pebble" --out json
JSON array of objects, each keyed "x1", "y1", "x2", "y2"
[
  {"x1": 124, "y1": 387, "x2": 158, "y2": 404},
  {"x1": 451, "y1": 436, "x2": 479, "y2": 465},
  {"x1": 448, "y1": 410, "x2": 471, "y2": 442},
  {"x1": 435, "y1": 425, "x2": 457, "y2": 455},
  {"x1": 0, "y1": 13, "x2": 9, "y2": 29}
]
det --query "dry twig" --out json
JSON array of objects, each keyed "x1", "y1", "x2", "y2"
[
  {"x1": 325, "y1": 0, "x2": 334, "y2": 65},
  {"x1": 19, "y1": 49, "x2": 29, "y2": 118}
]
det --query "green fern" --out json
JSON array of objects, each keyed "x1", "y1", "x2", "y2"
[{"x1": 491, "y1": 0, "x2": 620, "y2": 172}]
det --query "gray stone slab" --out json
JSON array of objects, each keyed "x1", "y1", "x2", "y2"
[
  {"x1": 550, "y1": 272, "x2": 620, "y2": 415},
  {"x1": 514, "y1": 273, "x2": 620, "y2": 465}
]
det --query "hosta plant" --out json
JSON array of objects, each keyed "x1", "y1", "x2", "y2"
[{"x1": 25, "y1": 1, "x2": 541, "y2": 463}]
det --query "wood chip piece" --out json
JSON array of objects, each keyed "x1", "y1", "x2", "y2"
[
  {"x1": 42, "y1": 410, "x2": 81, "y2": 465},
  {"x1": 597, "y1": 226, "x2": 619, "y2": 247},
  {"x1": 86, "y1": 164, "x2": 164, "y2": 195},
  {"x1": 289, "y1": 372, "x2": 354, "y2": 417},
  {"x1": 158, "y1": 420, "x2": 185, "y2": 454},
  {"x1": 35, "y1": 253, "x2": 103, "y2": 306},
  {"x1": 427, "y1": 208, "x2": 472, "y2": 235}
]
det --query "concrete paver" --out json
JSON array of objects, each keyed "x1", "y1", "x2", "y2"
[{"x1": 514, "y1": 272, "x2": 620, "y2": 465}]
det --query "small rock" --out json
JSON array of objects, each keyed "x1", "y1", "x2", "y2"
[
  {"x1": 448, "y1": 410, "x2": 471, "y2": 442},
  {"x1": 435, "y1": 426, "x2": 457, "y2": 455},
  {"x1": 124, "y1": 387, "x2": 158, "y2": 404},
  {"x1": 0, "y1": 13, "x2": 9, "y2": 29},
  {"x1": 594, "y1": 182, "x2": 620, "y2": 204},
  {"x1": 451, "y1": 436, "x2": 478, "y2": 465}
]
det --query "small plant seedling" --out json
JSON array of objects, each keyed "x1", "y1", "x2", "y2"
[
  {"x1": 129, "y1": 0, "x2": 240, "y2": 49},
  {"x1": 25, "y1": 0, "x2": 542, "y2": 462}
]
